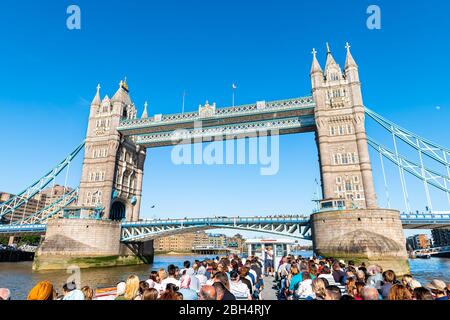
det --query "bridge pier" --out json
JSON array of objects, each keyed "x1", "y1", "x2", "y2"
[
  {"x1": 311, "y1": 209, "x2": 410, "y2": 276},
  {"x1": 32, "y1": 219, "x2": 153, "y2": 271}
]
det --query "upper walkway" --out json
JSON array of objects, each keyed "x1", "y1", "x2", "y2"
[{"x1": 117, "y1": 96, "x2": 316, "y2": 148}]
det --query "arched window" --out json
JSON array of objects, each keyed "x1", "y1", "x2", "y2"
[
  {"x1": 346, "y1": 182, "x2": 353, "y2": 191},
  {"x1": 347, "y1": 124, "x2": 353, "y2": 134},
  {"x1": 330, "y1": 126, "x2": 336, "y2": 136},
  {"x1": 347, "y1": 153, "x2": 353, "y2": 164},
  {"x1": 342, "y1": 154, "x2": 348, "y2": 164},
  {"x1": 122, "y1": 170, "x2": 131, "y2": 188}
]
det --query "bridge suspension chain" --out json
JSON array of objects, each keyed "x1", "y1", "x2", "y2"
[
  {"x1": 0, "y1": 141, "x2": 85, "y2": 219},
  {"x1": 367, "y1": 137, "x2": 450, "y2": 209},
  {"x1": 391, "y1": 130, "x2": 411, "y2": 213},
  {"x1": 366, "y1": 107, "x2": 450, "y2": 210},
  {"x1": 365, "y1": 107, "x2": 450, "y2": 167},
  {"x1": 15, "y1": 187, "x2": 79, "y2": 225},
  {"x1": 377, "y1": 146, "x2": 391, "y2": 209}
]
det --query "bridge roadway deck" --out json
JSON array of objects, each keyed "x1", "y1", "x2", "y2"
[{"x1": 0, "y1": 213, "x2": 449, "y2": 237}]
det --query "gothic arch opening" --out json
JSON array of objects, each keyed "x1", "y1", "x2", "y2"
[{"x1": 110, "y1": 201, "x2": 126, "y2": 221}]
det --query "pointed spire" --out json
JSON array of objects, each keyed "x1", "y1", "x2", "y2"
[
  {"x1": 345, "y1": 42, "x2": 358, "y2": 69},
  {"x1": 141, "y1": 101, "x2": 148, "y2": 119},
  {"x1": 112, "y1": 79, "x2": 132, "y2": 105},
  {"x1": 91, "y1": 84, "x2": 101, "y2": 106},
  {"x1": 310, "y1": 48, "x2": 323, "y2": 74},
  {"x1": 325, "y1": 42, "x2": 337, "y2": 69}
]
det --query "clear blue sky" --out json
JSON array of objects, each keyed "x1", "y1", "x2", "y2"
[{"x1": 0, "y1": 0, "x2": 449, "y2": 239}]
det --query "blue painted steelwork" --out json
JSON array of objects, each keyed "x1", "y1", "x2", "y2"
[
  {"x1": 0, "y1": 224, "x2": 47, "y2": 236},
  {"x1": 121, "y1": 216, "x2": 313, "y2": 242},
  {"x1": 401, "y1": 213, "x2": 450, "y2": 229},
  {"x1": 367, "y1": 137, "x2": 450, "y2": 193},
  {"x1": 134, "y1": 116, "x2": 316, "y2": 147},
  {"x1": 118, "y1": 96, "x2": 315, "y2": 131},
  {"x1": 122, "y1": 216, "x2": 311, "y2": 227},
  {"x1": 366, "y1": 106, "x2": 450, "y2": 210},
  {"x1": 14, "y1": 188, "x2": 79, "y2": 225},
  {"x1": 1, "y1": 214, "x2": 449, "y2": 238},
  {"x1": 0, "y1": 142, "x2": 85, "y2": 219},
  {"x1": 414, "y1": 245, "x2": 450, "y2": 256},
  {"x1": 366, "y1": 107, "x2": 450, "y2": 167}
]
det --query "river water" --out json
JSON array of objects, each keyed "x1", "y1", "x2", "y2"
[{"x1": 0, "y1": 253, "x2": 449, "y2": 300}]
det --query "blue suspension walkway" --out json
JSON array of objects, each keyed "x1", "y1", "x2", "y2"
[{"x1": 1, "y1": 213, "x2": 449, "y2": 240}]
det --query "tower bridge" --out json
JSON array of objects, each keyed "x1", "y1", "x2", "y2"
[{"x1": 1, "y1": 43, "x2": 449, "y2": 273}]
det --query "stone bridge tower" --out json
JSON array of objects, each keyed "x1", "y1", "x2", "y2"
[
  {"x1": 78, "y1": 81, "x2": 146, "y2": 222},
  {"x1": 34, "y1": 81, "x2": 151, "y2": 271},
  {"x1": 311, "y1": 43, "x2": 377, "y2": 209},
  {"x1": 310, "y1": 44, "x2": 409, "y2": 275}
]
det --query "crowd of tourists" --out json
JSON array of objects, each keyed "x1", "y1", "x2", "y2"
[
  {"x1": 0, "y1": 253, "x2": 449, "y2": 301},
  {"x1": 0, "y1": 254, "x2": 266, "y2": 301},
  {"x1": 275, "y1": 255, "x2": 449, "y2": 300}
]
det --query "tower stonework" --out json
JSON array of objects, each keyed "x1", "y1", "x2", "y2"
[
  {"x1": 311, "y1": 44, "x2": 377, "y2": 209},
  {"x1": 33, "y1": 81, "x2": 152, "y2": 271},
  {"x1": 78, "y1": 81, "x2": 146, "y2": 222},
  {"x1": 310, "y1": 44, "x2": 409, "y2": 275}
]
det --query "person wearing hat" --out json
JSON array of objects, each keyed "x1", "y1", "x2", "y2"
[
  {"x1": 62, "y1": 281, "x2": 85, "y2": 301},
  {"x1": 27, "y1": 281, "x2": 55, "y2": 300},
  {"x1": 425, "y1": 279, "x2": 448, "y2": 300}
]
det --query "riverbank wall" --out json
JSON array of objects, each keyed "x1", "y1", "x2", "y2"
[{"x1": 0, "y1": 250, "x2": 34, "y2": 262}]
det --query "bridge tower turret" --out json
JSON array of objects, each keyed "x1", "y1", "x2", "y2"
[
  {"x1": 311, "y1": 43, "x2": 377, "y2": 209},
  {"x1": 310, "y1": 44, "x2": 409, "y2": 275},
  {"x1": 78, "y1": 81, "x2": 146, "y2": 222}
]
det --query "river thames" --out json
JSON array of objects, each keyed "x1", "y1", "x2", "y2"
[{"x1": 0, "y1": 252, "x2": 449, "y2": 300}]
